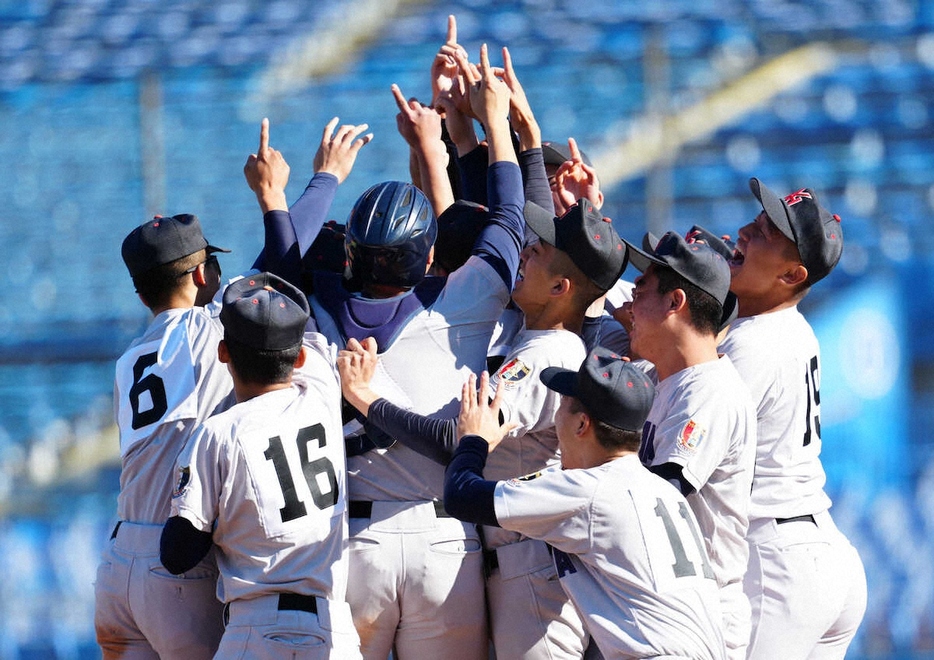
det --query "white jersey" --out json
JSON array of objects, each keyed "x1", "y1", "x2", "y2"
[
  {"x1": 640, "y1": 356, "x2": 756, "y2": 589},
  {"x1": 485, "y1": 327, "x2": 585, "y2": 549},
  {"x1": 718, "y1": 307, "x2": 832, "y2": 522},
  {"x1": 170, "y1": 332, "x2": 349, "y2": 604},
  {"x1": 316, "y1": 255, "x2": 510, "y2": 502},
  {"x1": 113, "y1": 303, "x2": 234, "y2": 524},
  {"x1": 494, "y1": 454, "x2": 725, "y2": 660}
]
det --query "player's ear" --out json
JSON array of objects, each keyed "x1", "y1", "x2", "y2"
[
  {"x1": 780, "y1": 263, "x2": 808, "y2": 287},
  {"x1": 669, "y1": 288, "x2": 687, "y2": 312},
  {"x1": 218, "y1": 339, "x2": 230, "y2": 364},
  {"x1": 551, "y1": 277, "x2": 571, "y2": 298},
  {"x1": 293, "y1": 346, "x2": 307, "y2": 369}
]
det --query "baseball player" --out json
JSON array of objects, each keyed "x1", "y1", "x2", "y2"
[
  {"x1": 160, "y1": 272, "x2": 360, "y2": 659},
  {"x1": 443, "y1": 351, "x2": 726, "y2": 660},
  {"x1": 718, "y1": 179, "x2": 867, "y2": 658},
  {"x1": 253, "y1": 46, "x2": 523, "y2": 659},
  {"x1": 624, "y1": 231, "x2": 757, "y2": 659},
  {"x1": 95, "y1": 213, "x2": 233, "y2": 659},
  {"x1": 337, "y1": 198, "x2": 628, "y2": 659}
]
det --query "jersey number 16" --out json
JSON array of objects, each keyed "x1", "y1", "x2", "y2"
[{"x1": 264, "y1": 424, "x2": 339, "y2": 523}]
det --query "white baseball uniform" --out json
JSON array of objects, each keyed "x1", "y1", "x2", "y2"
[
  {"x1": 719, "y1": 307, "x2": 867, "y2": 659},
  {"x1": 494, "y1": 452, "x2": 726, "y2": 659},
  {"x1": 484, "y1": 327, "x2": 588, "y2": 660},
  {"x1": 169, "y1": 331, "x2": 360, "y2": 659},
  {"x1": 639, "y1": 355, "x2": 756, "y2": 659},
  {"x1": 95, "y1": 302, "x2": 233, "y2": 660}
]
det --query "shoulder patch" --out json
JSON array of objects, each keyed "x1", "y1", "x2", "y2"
[
  {"x1": 678, "y1": 420, "x2": 706, "y2": 451},
  {"x1": 496, "y1": 357, "x2": 531, "y2": 388},
  {"x1": 172, "y1": 466, "x2": 191, "y2": 498},
  {"x1": 505, "y1": 470, "x2": 542, "y2": 487}
]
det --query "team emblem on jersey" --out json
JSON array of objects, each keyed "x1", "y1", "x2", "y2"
[
  {"x1": 496, "y1": 358, "x2": 530, "y2": 388},
  {"x1": 678, "y1": 420, "x2": 706, "y2": 451},
  {"x1": 506, "y1": 471, "x2": 542, "y2": 487},
  {"x1": 172, "y1": 466, "x2": 191, "y2": 498}
]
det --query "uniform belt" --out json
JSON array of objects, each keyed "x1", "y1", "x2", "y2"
[
  {"x1": 483, "y1": 541, "x2": 553, "y2": 578},
  {"x1": 278, "y1": 593, "x2": 318, "y2": 614},
  {"x1": 223, "y1": 593, "x2": 318, "y2": 625},
  {"x1": 348, "y1": 500, "x2": 449, "y2": 518},
  {"x1": 776, "y1": 514, "x2": 816, "y2": 525}
]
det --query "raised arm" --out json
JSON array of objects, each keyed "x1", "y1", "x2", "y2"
[{"x1": 392, "y1": 84, "x2": 454, "y2": 218}]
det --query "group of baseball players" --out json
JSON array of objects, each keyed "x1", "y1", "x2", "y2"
[{"x1": 93, "y1": 14, "x2": 868, "y2": 660}]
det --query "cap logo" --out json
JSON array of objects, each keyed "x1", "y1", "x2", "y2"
[
  {"x1": 594, "y1": 234, "x2": 601, "y2": 240},
  {"x1": 783, "y1": 189, "x2": 812, "y2": 206}
]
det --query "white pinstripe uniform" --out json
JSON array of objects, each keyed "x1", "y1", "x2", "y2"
[
  {"x1": 95, "y1": 300, "x2": 233, "y2": 660},
  {"x1": 720, "y1": 308, "x2": 867, "y2": 659},
  {"x1": 639, "y1": 355, "x2": 756, "y2": 659},
  {"x1": 484, "y1": 327, "x2": 588, "y2": 660},
  {"x1": 494, "y1": 454, "x2": 726, "y2": 659},
  {"x1": 170, "y1": 331, "x2": 360, "y2": 659}
]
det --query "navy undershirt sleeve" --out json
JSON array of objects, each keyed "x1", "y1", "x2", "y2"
[
  {"x1": 519, "y1": 148, "x2": 554, "y2": 215},
  {"x1": 160, "y1": 516, "x2": 213, "y2": 575},
  {"x1": 456, "y1": 145, "x2": 489, "y2": 206},
  {"x1": 443, "y1": 435, "x2": 500, "y2": 527},
  {"x1": 368, "y1": 399, "x2": 458, "y2": 466},
  {"x1": 252, "y1": 173, "x2": 340, "y2": 286},
  {"x1": 649, "y1": 462, "x2": 697, "y2": 496},
  {"x1": 473, "y1": 161, "x2": 524, "y2": 291}
]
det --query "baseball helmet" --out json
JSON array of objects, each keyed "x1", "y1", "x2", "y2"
[{"x1": 345, "y1": 181, "x2": 437, "y2": 289}]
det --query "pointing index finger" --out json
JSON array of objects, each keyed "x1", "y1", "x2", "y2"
[
  {"x1": 446, "y1": 14, "x2": 457, "y2": 45},
  {"x1": 391, "y1": 84, "x2": 410, "y2": 114},
  {"x1": 568, "y1": 137, "x2": 582, "y2": 162},
  {"x1": 258, "y1": 117, "x2": 269, "y2": 153}
]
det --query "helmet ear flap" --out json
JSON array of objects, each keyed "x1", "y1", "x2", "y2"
[{"x1": 345, "y1": 181, "x2": 437, "y2": 289}]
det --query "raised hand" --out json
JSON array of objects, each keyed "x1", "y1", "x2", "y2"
[
  {"x1": 464, "y1": 44, "x2": 511, "y2": 132},
  {"x1": 552, "y1": 137, "x2": 604, "y2": 214},
  {"x1": 313, "y1": 117, "x2": 373, "y2": 185},
  {"x1": 431, "y1": 15, "x2": 468, "y2": 106},
  {"x1": 392, "y1": 84, "x2": 443, "y2": 150},
  {"x1": 500, "y1": 46, "x2": 540, "y2": 149},
  {"x1": 337, "y1": 337, "x2": 380, "y2": 415},
  {"x1": 244, "y1": 118, "x2": 290, "y2": 213},
  {"x1": 456, "y1": 371, "x2": 517, "y2": 449}
]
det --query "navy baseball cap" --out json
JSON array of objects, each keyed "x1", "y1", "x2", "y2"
[
  {"x1": 524, "y1": 199, "x2": 627, "y2": 292},
  {"x1": 627, "y1": 230, "x2": 738, "y2": 330},
  {"x1": 122, "y1": 214, "x2": 230, "y2": 278},
  {"x1": 220, "y1": 272, "x2": 310, "y2": 351},
  {"x1": 749, "y1": 178, "x2": 843, "y2": 286},
  {"x1": 541, "y1": 348, "x2": 655, "y2": 432},
  {"x1": 434, "y1": 200, "x2": 489, "y2": 274},
  {"x1": 541, "y1": 141, "x2": 592, "y2": 167}
]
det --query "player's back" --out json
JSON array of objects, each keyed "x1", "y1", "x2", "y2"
[
  {"x1": 339, "y1": 255, "x2": 511, "y2": 502},
  {"x1": 114, "y1": 306, "x2": 233, "y2": 524},
  {"x1": 183, "y1": 334, "x2": 348, "y2": 603},
  {"x1": 718, "y1": 306, "x2": 832, "y2": 522}
]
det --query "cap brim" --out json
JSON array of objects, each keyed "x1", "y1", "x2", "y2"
[
  {"x1": 622, "y1": 236, "x2": 666, "y2": 274},
  {"x1": 749, "y1": 178, "x2": 794, "y2": 243},
  {"x1": 523, "y1": 201, "x2": 558, "y2": 245},
  {"x1": 540, "y1": 366, "x2": 579, "y2": 397},
  {"x1": 207, "y1": 244, "x2": 231, "y2": 255}
]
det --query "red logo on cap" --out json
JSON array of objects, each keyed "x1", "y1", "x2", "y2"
[{"x1": 784, "y1": 189, "x2": 812, "y2": 206}]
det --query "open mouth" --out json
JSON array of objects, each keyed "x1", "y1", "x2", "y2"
[{"x1": 730, "y1": 247, "x2": 745, "y2": 267}]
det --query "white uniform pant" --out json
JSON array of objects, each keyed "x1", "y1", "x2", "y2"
[
  {"x1": 744, "y1": 511, "x2": 867, "y2": 660},
  {"x1": 720, "y1": 579, "x2": 750, "y2": 660},
  {"x1": 485, "y1": 537, "x2": 586, "y2": 660},
  {"x1": 94, "y1": 521, "x2": 224, "y2": 660},
  {"x1": 346, "y1": 500, "x2": 487, "y2": 660},
  {"x1": 218, "y1": 593, "x2": 361, "y2": 659}
]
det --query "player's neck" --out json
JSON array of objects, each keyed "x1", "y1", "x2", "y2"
[
  {"x1": 233, "y1": 377, "x2": 293, "y2": 403},
  {"x1": 736, "y1": 293, "x2": 798, "y2": 318},
  {"x1": 653, "y1": 334, "x2": 720, "y2": 381},
  {"x1": 522, "y1": 301, "x2": 583, "y2": 334}
]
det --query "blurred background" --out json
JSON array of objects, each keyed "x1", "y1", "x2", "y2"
[{"x1": 0, "y1": 0, "x2": 931, "y2": 657}]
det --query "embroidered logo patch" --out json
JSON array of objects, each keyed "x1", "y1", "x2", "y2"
[
  {"x1": 172, "y1": 466, "x2": 191, "y2": 498},
  {"x1": 678, "y1": 420, "x2": 706, "y2": 451},
  {"x1": 497, "y1": 358, "x2": 531, "y2": 387}
]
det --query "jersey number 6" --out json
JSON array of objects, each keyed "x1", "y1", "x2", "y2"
[
  {"x1": 129, "y1": 352, "x2": 168, "y2": 430},
  {"x1": 264, "y1": 424, "x2": 339, "y2": 523}
]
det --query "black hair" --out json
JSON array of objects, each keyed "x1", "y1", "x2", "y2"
[
  {"x1": 132, "y1": 249, "x2": 207, "y2": 309},
  {"x1": 655, "y1": 267, "x2": 722, "y2": 336},
  {"x1": 568, "y1": 398, "x2": 642, "y2": 452},
  {"x1": 222, "y1": 334, "x2": 301, "y2": 386},
  {"x1": 548, "y1": 249, "x2": 607, "y2": 313}
]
